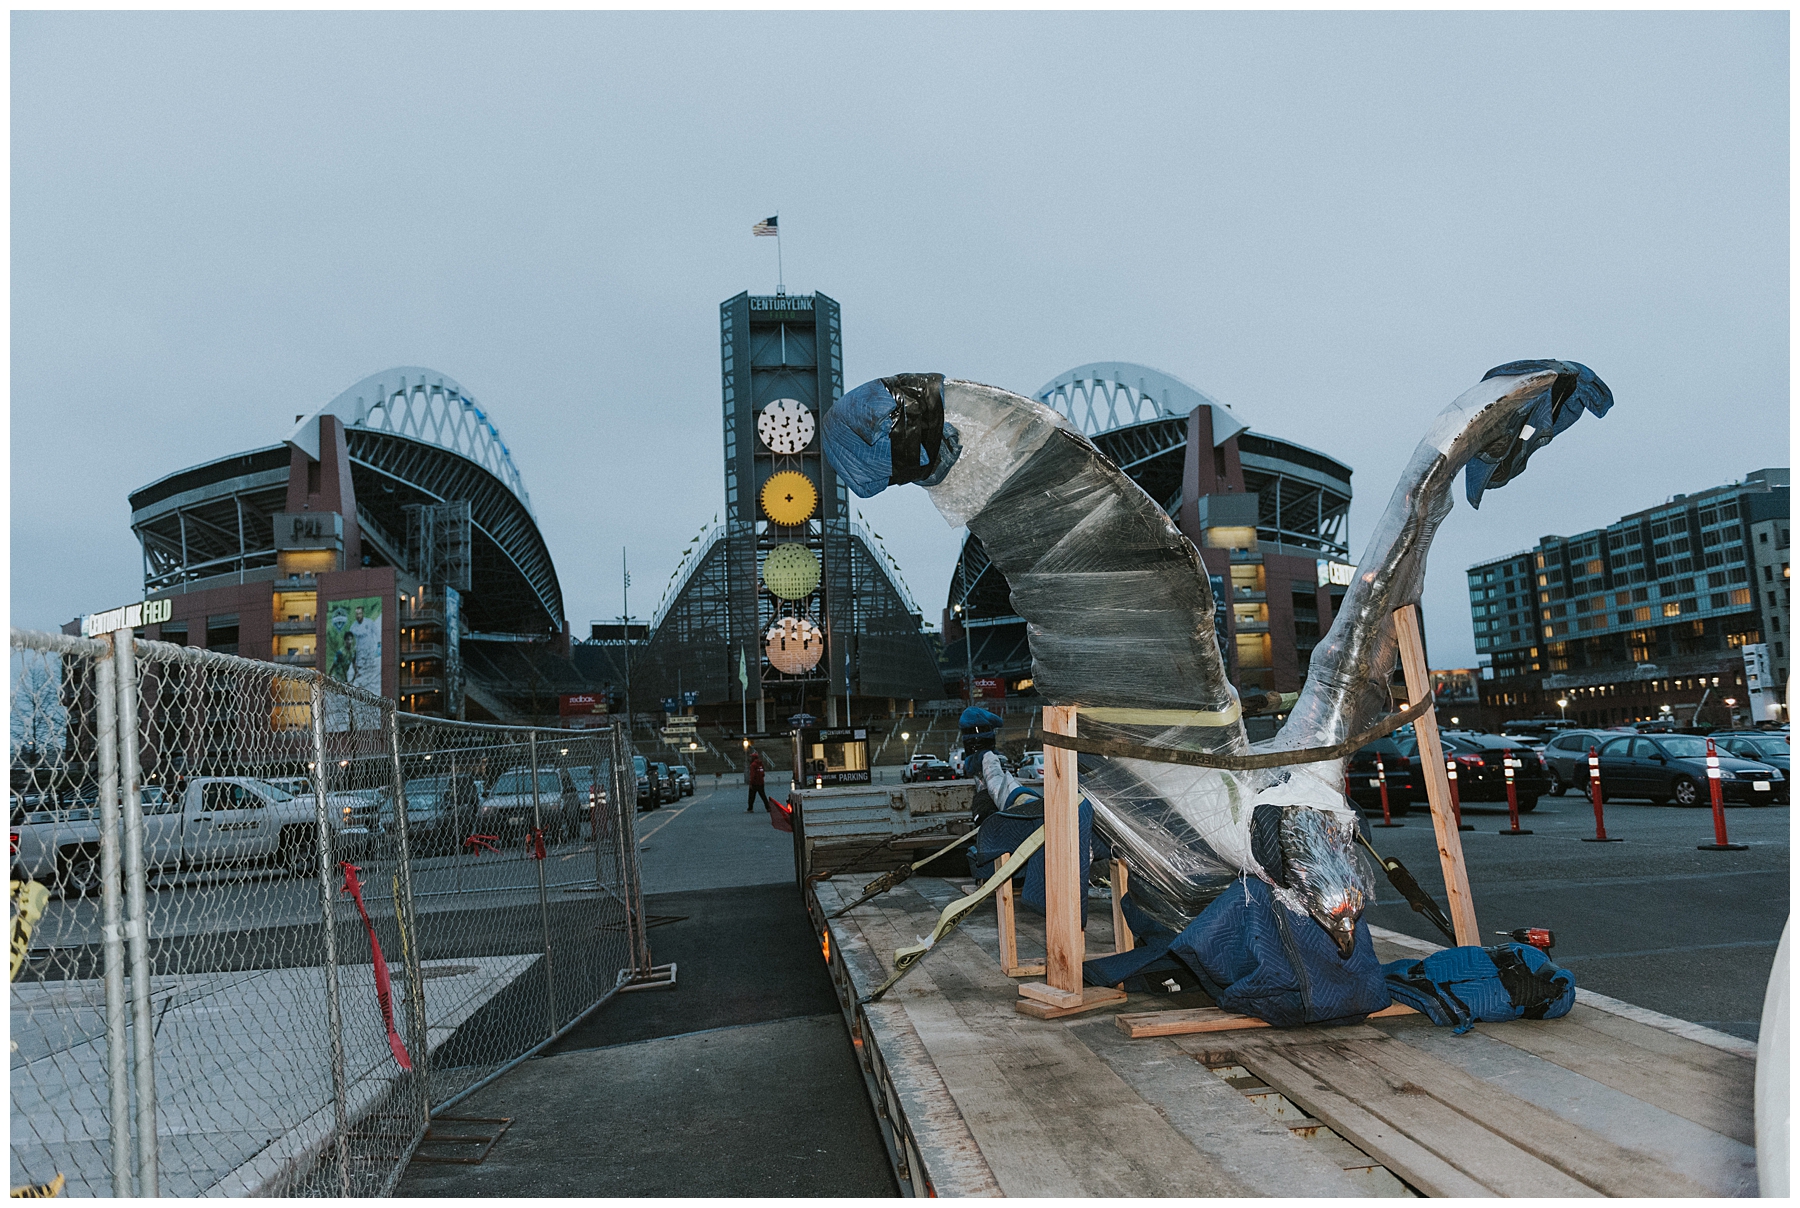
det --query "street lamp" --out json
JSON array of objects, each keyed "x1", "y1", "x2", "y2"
[{"x1": 1557, "y1": 697, "x2": 1569, "y2": 721}]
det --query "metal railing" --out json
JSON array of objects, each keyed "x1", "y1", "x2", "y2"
[{"x1": 9, "y1": 628, "x2": 647, "y2": 1197}]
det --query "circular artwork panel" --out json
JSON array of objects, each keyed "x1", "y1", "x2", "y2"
[
  {"x1": 763, "y1": 543, "x2": 821, "y2": 600},
  {"x1": 761, "y1": 470, "x2": 818, "y2": 525},
  {"x1": 757, "y1": 398, "x2": 815, "y2": 454},
  {"x1": 765, "y1": 616, "x2": 824, "y2": 674}
]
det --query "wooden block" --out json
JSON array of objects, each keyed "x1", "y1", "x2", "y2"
[
  {"x1": 1018, "y1": 981, "x2": 1086, "y2": 1008},
  {"x1": 1014, "y1": 985, "x2": 1129, "y2": 1019},
  {"x1": 1004, "y1": 963, "x2": 1047, "y2": 978},
  {"x1": 1116, "y1": 1003, "x2": 1416, "y2": 1039}
]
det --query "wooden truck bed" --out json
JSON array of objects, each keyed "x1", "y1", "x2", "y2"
[{"x1": 809, "y1": 874, "x2": 1759, "y2": 1198}]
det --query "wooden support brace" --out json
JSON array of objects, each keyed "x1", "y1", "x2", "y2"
[
  {"x1": 1394, "y1": 605, "x2": 1480, "y2": 946},
  {"x1": 1019, "y1": 704, "x2": 1087, "y2": 1009},
  {"x1": 1110, "y1": 858, "x2": 1134, "y2": 955},
  {"x1": 995, "y1": 851, "x2": 1045, "y2": 978}
]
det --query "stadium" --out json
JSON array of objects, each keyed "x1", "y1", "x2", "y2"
[{"x1": 125, "y1": 367, "x2": 601, "y2": 724}]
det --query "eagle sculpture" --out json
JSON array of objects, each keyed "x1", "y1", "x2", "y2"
[{"x1": 823, "y1": 362, "x2": 1613, "y2": 955}]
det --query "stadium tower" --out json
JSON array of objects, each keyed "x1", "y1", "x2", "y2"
[{"x1": 633, "y1": 292, "x2": 942, "y2": 730}]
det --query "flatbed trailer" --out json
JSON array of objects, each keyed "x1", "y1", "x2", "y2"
[{"x1": 806, "y1": 870, "x2": 1759, "y2": 1197}]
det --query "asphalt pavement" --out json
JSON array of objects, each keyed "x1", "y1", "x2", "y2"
[
  {"x1": 396, "y1": 772, "x2": 899, "y2": 1198},
  {"x1": 1359, "y1": 787, "x2": 1788, "y2": 1039}
]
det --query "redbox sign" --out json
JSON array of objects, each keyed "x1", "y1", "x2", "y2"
[
  {"x1": 559, "y1": 693, "x2": 606, "y2": 717},
  {"x1": 972, "y1": 677, "x2": 1007, "y2": 700}
]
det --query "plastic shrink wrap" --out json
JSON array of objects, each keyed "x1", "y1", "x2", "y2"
[{"x1": 823, "y1": 364, "x2": 1610, "y2": 954}]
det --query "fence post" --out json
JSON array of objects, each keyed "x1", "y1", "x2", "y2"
[
  {"x1": 529, "y1": 731, "x2": 558, "y2": 1037},
  {"x1": 384, "y1": 707, "x2": 430, "y2": 1111},
  {"x1": 617, "y1": 727, "x2": 651, "y2": 977},
  {"x1": 309, "y1": 680, "x2": 351, "y2": 1195},
  {"x1": 114, "y1": 634, "x2": 158, "y2": 1196},
  {"x1": 92, "y1": 634, "x2": 131, "y2": 1197},
  {"x1": 589, "y1": 734, "x2": 607, "y2": 897}
]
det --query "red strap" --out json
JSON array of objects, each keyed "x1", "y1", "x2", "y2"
[
  {"x1": 529, "y1": 828, "x2": 547, "y2": 861},
  {"x1": 338, "y1": 862, "x2": 412, "y2": 1071}
]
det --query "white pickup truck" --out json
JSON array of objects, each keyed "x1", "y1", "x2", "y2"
[{"x1": 11, "y1": 776, "x2": 343, "y2": 896}]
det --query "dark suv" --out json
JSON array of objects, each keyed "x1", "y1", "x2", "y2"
[
  {"x1": 633, "y1": 756, "x2": 657, "y2": 811},
  {"x1": 1346, "y1": 738, "x2": 1417, "y2": 816},
  {"x1": 1594, "y1": 733, "x2": 1785, "y2": 806},
  {"x1": 1539, "y1": 729, "x2": 1619, "y2": 796},
  {"x1": 648, "y1": 761, "x2": 676, "y2": 805},
  {"x1": 1396, "y1": 732, "x2": 1552, "y2": 812},
  {"x1": 478, "y1": 765, "x2": 584, "y2": 842}
]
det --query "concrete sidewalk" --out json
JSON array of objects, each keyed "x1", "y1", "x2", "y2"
[
  {"x1": 395, "y1": 781, "x2": 898, "y2": 1197},
  {"x1": 11, "y1": 955, "x2": 532, "y2": 1196}
]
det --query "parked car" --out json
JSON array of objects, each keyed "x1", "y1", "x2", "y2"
[
  {"x1": 262, "y1": 776, "x2": 314, "y2": 800},
  {"x1": 477, "y1": 766, "x2": 584, "y2": 842},
  {"x1": 1594, "y1": 733, "x2": 1785, "y2": 806},
  {"x1": 1346, "y1": 738, "x2": 1417, "y2": 816},
  {"x1": 567, "y1": 764, "x2": 609, "y2": 838},
  {"x1": 648, "y1": 761, "x2": 676, "y2": 805},
  {"x1": 1538, "y1": 729, "x2": 1618, "y2": 796},
  {"x1": 633, "y1": 755, "x2": 658, "y2": 811},
  {"x1": 1712, "y1": 732, "x2": 1791, "y2": 775},
  {"x1": 669, "y1": 765, "x2": 695, "y2": 797},
  {"x1": 1016, "y1": 751, "x2": 1045, "y2": 785},
  {"x1": 910, "y1": 758, "x2": 958, "y2": 783},
  {"x1": 376, "y1": 773, "x2": 483, "y2": 854},
  {"x1": 901, "y1": 755, "x2": 938, "y2": 783},
  {"x1": 14, "y1": 777, "x2": 343, "y2": 895},
  {"x1": 1395, "y1": 732, "x2": 1552, "y2": 812}
]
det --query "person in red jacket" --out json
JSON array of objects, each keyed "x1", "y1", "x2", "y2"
[{"x1": 746, "y1": 749, "x2": 772, "y2": 814}]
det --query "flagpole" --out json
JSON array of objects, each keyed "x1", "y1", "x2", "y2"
[{"x1": 775, "y1": 212, "x2": 784, "y2": 295}]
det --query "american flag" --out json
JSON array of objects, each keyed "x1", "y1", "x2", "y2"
[{"x1": 752, "y1": 215, "x2": 778, "y2": 237}]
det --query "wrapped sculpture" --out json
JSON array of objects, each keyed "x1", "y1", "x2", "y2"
[{"x1": 824, "y1": 364, "x2": 1612, "y2": 956}]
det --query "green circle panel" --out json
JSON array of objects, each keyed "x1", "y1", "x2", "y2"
[{"x1": 763, "y1": 543, "x2": 821, "y2": 600}]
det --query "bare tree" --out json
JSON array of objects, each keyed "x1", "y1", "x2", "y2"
[{"x1": 11, "y1": 648, "x2": 69, "y2": 767}]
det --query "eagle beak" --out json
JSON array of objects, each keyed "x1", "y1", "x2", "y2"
[{"x1": 1310, "y1": 909, "x2": 1359, "y2": 959}]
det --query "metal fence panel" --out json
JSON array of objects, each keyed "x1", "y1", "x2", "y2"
[
  {"x1": 388, "y1": 717, "x2": 640, "y2": 1113},
  {"x1": 9, "y1": 629, "x2": 644, "y2": 1196}
]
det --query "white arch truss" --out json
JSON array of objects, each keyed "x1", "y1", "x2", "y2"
[
  {"x1": 1033, "y1": 361, "x2": 1246, "y2": 446},
  {"x1": 287, "y1": 367, "x2": 533, "y2": 514}
]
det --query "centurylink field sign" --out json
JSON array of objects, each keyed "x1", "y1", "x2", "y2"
[{"x1": 81, "y1": 598, "x2": 173, "y2": 638}]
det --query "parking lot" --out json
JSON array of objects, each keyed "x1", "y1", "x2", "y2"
[{"x1": 1359, "y1": 788, "x2": 1787, "y2": 1039}]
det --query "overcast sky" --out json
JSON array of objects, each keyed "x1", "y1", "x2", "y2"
[{"x1": 11, "y1": 11, "x2": 1788, "y2": 669}]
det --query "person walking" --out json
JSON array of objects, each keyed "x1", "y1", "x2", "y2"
[{"x1": 746, "y1": 749, "x2": 772, "y2": 813}]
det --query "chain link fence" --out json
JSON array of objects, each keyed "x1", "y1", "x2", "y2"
[{"x1": 10, "y1": 628, "x2": 648, "y2": 1197}]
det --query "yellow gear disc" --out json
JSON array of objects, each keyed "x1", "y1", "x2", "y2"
[{"x1": 761, "y1": 471, "x2": 818, "y2": 526}]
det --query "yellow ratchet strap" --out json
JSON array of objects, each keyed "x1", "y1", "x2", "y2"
[
  {"x1": 10, "y1": 881, "x2": 49, "y2": 983},
  {"x1": 863, "y1": 826, "x2": 1045, "y2": 1003}
]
